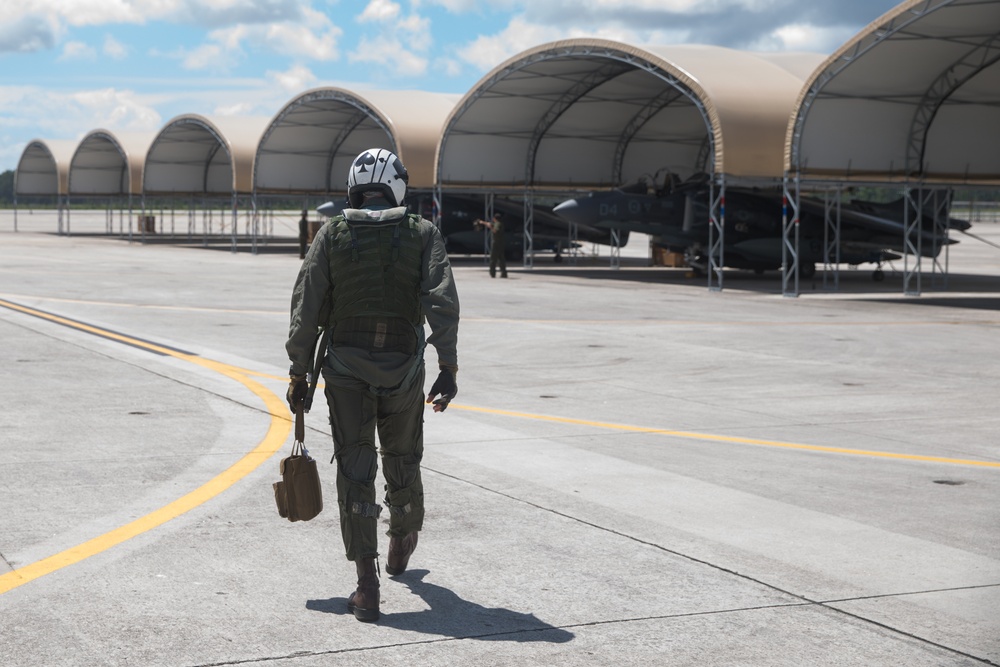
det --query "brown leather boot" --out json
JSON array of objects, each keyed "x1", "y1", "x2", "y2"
[
  {"x1": 385, "y1": 531, "x2": 419, "y2": 576},
  {"x1": 385, "y1": 531, "x2": 418, "y2": 576},
  {"x1": 347, "y1": 557, "x2": 380, "y2": 622}
]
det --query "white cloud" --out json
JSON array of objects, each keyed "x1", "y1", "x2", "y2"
[
  {"x1": 0, "y1": 86, "x2": 161, "y2": 138},
  {"x1": 349, "y1": 35, "x2": 428, "y2": 76},
  {"x1": 259, "y1": 14, "x2": 341, "y2": 60},
  {"x1": 0, "y1": 13, "x2": 62, "y2": 53},
  {"x1": 59, "y1": 41, "x2": 98, "y2": 61},
  {"x1": 214, "y1": 101, "x2": 258, "y2": 116},
  {"x1": 180, "y1": 43, "x2": 239, "y2": 71},
  {"x1": 0, "y1": 1, "x2": 337, "y2": 61},
  {"x1": 72, "y1": 88, "x2": 162, "y2": 129},
  {"x1": 174, "y1": 8, "x2": 341, "y2": 71},
  {"x1": 103, "y1": 34, "x2": 128, "y2": 59},
  {"x1": 9, "y1": 0, "x2": 311, "y2": 29},
  {"x1": 359, "y1": 0, "x2": 402, "y2": 23},
  {"x1": 752, "y1": 23, "x2": 859, "y2": 53},
  {"x1": 455, "y1": 17, "x2": 564, "y2": 70},
  {"x1": 266, "y1": 64, "x2": 318, "y2": 92},
  {"x1": 350, "y1": 4, "x2": 432, "y2": 77}
]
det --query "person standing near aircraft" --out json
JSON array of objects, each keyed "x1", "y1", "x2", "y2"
[
  {"x1": 297, "y1": 209, "x2": 309, "y2": 260},
  {"x1": 285, "y1": 147, "x2": 460, "y2": 623},
  {"x1": 475, "y1": 211, "x2": 507, "y2": 278}
]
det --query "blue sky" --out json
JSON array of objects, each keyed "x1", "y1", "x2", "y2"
[{"x1": 0, "y1": 0, "x2": 903, "y2": 173}]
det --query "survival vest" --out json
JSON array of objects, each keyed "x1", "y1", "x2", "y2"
[{"x1": 324, "y1": 210, "x2": 424, "y2": 353}]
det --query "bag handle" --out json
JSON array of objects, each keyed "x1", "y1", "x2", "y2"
[
  {"x1": 295, "y1": 403, "x2": 305, "y2": 443},
  {"x1": 290, "y1": 404, "x2": 306, "y2": 457}
]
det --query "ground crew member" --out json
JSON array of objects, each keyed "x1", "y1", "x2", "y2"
[
  {"x1": 285, "y1": 147, "x2": 460, "y2": 623},
  {"x1": 476, "y1": 211, "x2": 507, "y2": 278},
  {"x1": 298, "y1": 209, "x2": 309, "y2": 259}
]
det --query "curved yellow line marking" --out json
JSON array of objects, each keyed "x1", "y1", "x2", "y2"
[
  {"x1": 0, "y1": 300, "x2": 291, "y2": 595},
  {"x1": 449, "y1": 404, "x2": 1000, "y2": 469},
  {"x1": 2, "y1": 297, "x2": 995, "y2": 596}
]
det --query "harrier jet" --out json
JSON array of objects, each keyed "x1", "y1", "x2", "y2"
[
  {"x1": 552, "y1": 174, "x2": 969, "y2": 280},
  {"x1": 411, "y1": 193, "x2": 626, "y2": 262}
]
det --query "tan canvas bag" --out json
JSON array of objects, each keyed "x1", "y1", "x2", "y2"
[{"x1": 273, "y1": 406, "x2": 323, "y2": 522}]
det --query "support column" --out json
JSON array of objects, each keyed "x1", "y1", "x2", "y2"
[
  {"x1": 523, "y1": 190, "x2": 534, "y2": 269},
  {"x1": 822, "y1": 188, "x2": 842, "y2": 291},
  {"x1": 708, "y1": 176, "x2": 725, "y2": 291},
  {"x1": 609, "y1": 227, "x2": 621, "y2": 270},
  {"x1": 433, "y1": 186, "x2": 442, "y2": 229},
  {"x1": 903, "y1": 186, "x2": 927, "y2": 297},
  {"x1": 231, "y1": 193, "x2": 238, "y2": 253},
  {"x1": 484, "y1": 193, "x2": 494, "y2": 265},
  {"x1": 781, "y1": 175, "x2": 801, "y2": 297},
  {"x1": 930, "y1": 189, "x2": 952, "y2": 290},
  {"x1": 140, "y1": 194, "x2": 147, "y2": 244},
  {"x1": 251, "y1": 192, "x2": 259, "y2": 255}
]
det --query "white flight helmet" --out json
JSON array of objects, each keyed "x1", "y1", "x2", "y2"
[{"x1": 347, "y1": 147, "x2": 408, "y2": 208}]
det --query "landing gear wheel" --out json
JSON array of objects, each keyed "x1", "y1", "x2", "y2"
[
  {"x1": 798, "y1": 263, "x2": 816, "y2": 279},
  {"x1": 872, "y1": 268, "x2": 885, "y2": 282}
]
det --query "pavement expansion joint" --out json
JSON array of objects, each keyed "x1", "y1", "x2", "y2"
[
  {"x1": 820, "y1": 581, "x2": 1000, "y2": 605},
  {"x1": 425, "y1": 466, "x2": 999, "y2": 666},
  {"x1": 0, "y1": 551, "x2": 14, "y2": 573}
]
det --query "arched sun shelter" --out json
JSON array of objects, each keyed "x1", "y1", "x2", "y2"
[
  {"x1": 69, "y1": 130, "x2": 154, "y2": 237},
  {"x1": 14, "y1": 139, "x2": 77, "y2": 233},
  {"x1": 437, "y1": 38, "x2": 823, "y2": 284},
  {"x1": 784, "y1": 0, "x2": 1000, "y2": 296},
  {"x1": 143, "y1": 114, "x2": 269, "y2": 249},
  {"x1": 254, "y1": 88, "x2": 459, "y2": 252},
  {"x1": 256, "y1": 88, "x2": 459, "y2": 194}
]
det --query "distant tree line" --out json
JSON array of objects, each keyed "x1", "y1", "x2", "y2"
[{"x1": 0, "y1": 170, "x2": 12, "y2": 205}]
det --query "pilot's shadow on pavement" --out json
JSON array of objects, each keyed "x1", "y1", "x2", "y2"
[{"x1": 306, "y1": 569, "x2": 574, "y2": 643}]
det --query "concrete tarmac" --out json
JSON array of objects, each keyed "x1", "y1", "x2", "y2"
[{"x1": 0, "y1": 211, "x2": 998, "y2": 666}]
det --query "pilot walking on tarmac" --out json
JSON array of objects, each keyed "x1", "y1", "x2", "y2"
[
  {"x1": 285, "y1": 147, "x2": 460, "y2": 623},
  {"x1": 476, "y1": 211, "x2": 507, "y2": 278}
]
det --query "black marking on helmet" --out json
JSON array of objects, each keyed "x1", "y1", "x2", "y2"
[
  {"x1": 393, "y1": 156, "x2": 408, "y2": 183},
  {"x1": 355, "y1": 150, "x2": 376, "y2": 174},
  {"x1": 374, "y1": 149, "x2": 389, "y2": 184}
]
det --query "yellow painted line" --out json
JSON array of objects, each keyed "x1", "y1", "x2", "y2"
[
  {"x1": 0, "y1": 300, "x2": 292, "y2": 595},
  {"x1": 0, "y1": 292, "x2": 282, "y2": 316},
  {"x1": 450, "y1": 404, "x2": 1000, "y2": 469},
  {"x1": 4, "y1": 295, "x2": 996, "y2": 327},
  {"x1": 1, "y1": 297, "x2": 995, "y2": 595}
]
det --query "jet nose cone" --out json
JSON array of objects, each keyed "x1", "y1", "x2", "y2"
[
  {"x1": 552, "y1": 198, "x2": 580, "y2": 222},
  {"x1": 317, "y1": 200, "x2": 346, "y2": 218}
]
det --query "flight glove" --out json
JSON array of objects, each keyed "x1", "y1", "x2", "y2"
[
  {"x1": 426, "y1": 367, "x2": 458, "y2": 412},
  {"x1": 287, "y1": 374, "x2": 308, "y2": 413}
]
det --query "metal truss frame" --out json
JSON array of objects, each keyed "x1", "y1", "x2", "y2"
[
  {"x1": 823, "y1": 188, "x2": 842, "y2": 291},
  {"x1": 781, "y1": 176, "x2": 801, "y2": 297},
  {"x1": 707, "y1": 176, "x2": 725, "y2": 291}
]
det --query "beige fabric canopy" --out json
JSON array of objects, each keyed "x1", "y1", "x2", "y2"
[
  {"x1": 786, "y1": 0, "x2": 1000, "y2": 184},
  {"x1": 69, "y1": 129, "x2": 154, "y2": 196},
  {"x1": 254, "y1": 88, "x2": 460, "y2": 194},
  {"x1": 437, "y1": 39, "x2": 824, "y2": 190},
  {"x1": 143, "y1": 114, "x2": 270, "y2": 195},
  {"x1": 15, "y1": 139, "x2": 77, "y2": 196}
]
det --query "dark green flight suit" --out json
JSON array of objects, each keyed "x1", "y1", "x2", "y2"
[
  {"x1": 286, "y1": 204, "x2": 459, "y2": 561},
  {"x1": 489, "y1": 215, "x2": 507, "y2": 278}
]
